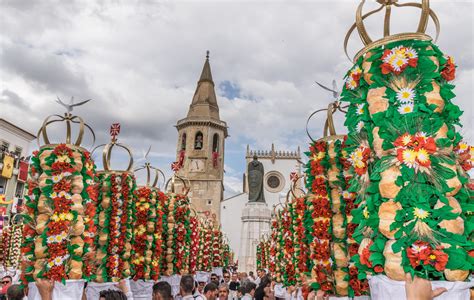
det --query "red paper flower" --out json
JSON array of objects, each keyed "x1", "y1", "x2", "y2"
[
  {"x1": 441, "y1": 56, "x2": 456, "y2": 81},
  {"x1": 380, "y1": 46, "x2": 418, "y2": 75},
  {"x1": 425, "y1": 249, "x2": 448, "y2": 272},
  {"x1": 374, "y1": 265, "x2": 383, "y2": 273},
  {"x1": 360, "y1": 241, "x2": 373, "y2": 268}
]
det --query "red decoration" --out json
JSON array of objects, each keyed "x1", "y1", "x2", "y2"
[
  {"x1": 441, "y1": 56, "x2": 456, "y2": 82},
  {"x1": 289, "y1": 172, "x2": 298, "y2": 183},
  {"x1": 171, "y1": 161, "x2": 181, "y2": 172},
  {"x1": 406, "y1": 241, "x2": 449, "y2": 272},
  {"x1": 212, "y1": 151, "x2": 219, "y2": 168},
  {"x1": 171, "y1": 150, "x2": 186, "y2": 172},
  {"x1": 18, "y1": 161, "x2": 29, "y2": 182},
  {"x1": 110, "y1": 123, "x2": 121, "y2": 139},
  {"x1": 380, "y1": 46, "x2": 418, "y2": 75}
]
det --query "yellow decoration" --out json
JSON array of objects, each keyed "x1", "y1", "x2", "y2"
[
  {"x1": 363, "y1": 206, "x2": 369, "y2": 219},
  {"x1": 414, "y1": 208, "x2": 429, "y2": 220},
  {"x1": 2, "y1": 154, "x2": 14, "y2": 179}
]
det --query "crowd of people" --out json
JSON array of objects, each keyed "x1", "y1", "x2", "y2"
[{"x1": 0, "y1": 268, "x2": 448, "y2": 300}]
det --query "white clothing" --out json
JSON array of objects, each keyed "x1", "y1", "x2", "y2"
[
  {"x1": 254, "y1": 277, "x2": 261, "y2": 286},
  {"x1": 241, "y1": 293, "x2": 253, "y2": 300},
  {"x1": 369, "y1": 275, "x2": 473, "y2": 300}
]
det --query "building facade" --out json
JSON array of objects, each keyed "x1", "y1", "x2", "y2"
[
  {"x1": 174, "y1": 53, "x2": 228, "y2": 222},
  {"x1": 221, "y1": 144, "x2": 302, "y2": 258},
  {"x1": 0, "y1": 118, "x2": 36, "y2": 221}
]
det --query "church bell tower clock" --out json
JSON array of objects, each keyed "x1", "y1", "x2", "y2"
[{"x1": 174, "y1": 51, "x2": 228, "y2": 223}]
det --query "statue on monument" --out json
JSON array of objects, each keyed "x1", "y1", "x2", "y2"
[{"x1": 248, "y1": 155, "x2": 265, "y2": 203}]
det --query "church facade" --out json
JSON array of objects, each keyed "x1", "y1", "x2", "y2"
[
  {"x1": 221, "y1": 144, "x2": 302, "y2": 259},
  {"x1": 174, "y1": 53, "x2": 228, "y2": 223}
]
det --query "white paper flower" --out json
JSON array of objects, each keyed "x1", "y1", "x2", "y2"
[
  {"x1": 405, "y1": 47, "x2": 418, "y2": 59},
  {"x1": 54, "y1": 257, "x2": 63, "y2": 266},
  {"x1": 384, "y1": 49, "x2": 408, "y2": 72},
  {"x1": 52, "y1": 175, "x2": 62, "y2": 183},
  {"x1": 398, "y1": 103, "x2": 414, "y2": 114},
  {"x1": 456, "y1": 142, "x2": 469, "y2": 153},
  {"x1": 356, "y1": 121, "x2": 364, "y2": 132},
  {"x1": 356, "y1": 103, "x2": 365, "y2": 115},
  {"x1": 397, "y1": 87, "x2": 416, "y2": 103},
  {"x1": 345, "y1": 77, "x2": 358, "y2": 90}
]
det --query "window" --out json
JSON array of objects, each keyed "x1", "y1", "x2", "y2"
[
  {"x1": 0, "y1": 140, "x2": 9, "y2": 152},
  {"x1": 264, "y1": 171, "x2": 285, "y2": 193},
  {"x1": 194, "y1": 132, "x2": 203, "y2": 150},
  {"x1": 15, "y1": 182, "x2": 25, "y2": 198},
  {"x1": 267, "y1": 175, "x2": 281, "y2": 189},
  {"x1": 207, "y1": 199, "x2": 212, "y2": 206},
  {"x1": 181, "y1": 133, "x2": 187, "y2": 150},
  {"x1": 212, "y1": 134, "x2": 219, "y2": 152},
  {"x1": 0, "y1": 177, "x2": 6, "y2": 194}
]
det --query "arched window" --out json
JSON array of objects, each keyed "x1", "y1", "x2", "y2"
[
  {"x1": 181, "y1": 133, "x2": 187, "y2": 150},
  {"x1": 212, "y1": 133, "x2": 219, "y2": 152},
  {"x1": 194, "y1": 131, "x2": 203, "y2": 150}
]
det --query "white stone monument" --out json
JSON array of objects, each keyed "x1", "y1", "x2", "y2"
[
  {"x1": 238, "y1": 202, "x2": 271, "y2": 273},
  {"x1": 238, "y1": 156, "x2": 272, "y2": 273}
]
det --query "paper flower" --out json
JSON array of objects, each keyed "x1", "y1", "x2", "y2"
[
  {"x1": 413, "y1": 208, "x2": 429, "y2": 219},
  {"x1": 345, "y1": 67, "x2": 362, "y2": 90},
  {"x1": 407, "y1": 241, "x2": 448, "y2": 272},
  {"x1": 349, "y1": 146, "x2": 371, "y2": 175},
  {"x1": 395, "y1": 132, "x2": 437, "y2": 170},
  {"x1": 441, "y1": 56, "x2": 456, "y2": 81},
  {"x1": 397, "y1": 87, "x2": 416, "y2": 103},
  {"x1": 356, "y1": 103, "x2": 365, "y2": 115},
  {"x1": 381, "y1": 46, "x2": 418, "y2": 75},
  {"x1": 398, "y1": 103, "x2": 414, "y2": 114}
]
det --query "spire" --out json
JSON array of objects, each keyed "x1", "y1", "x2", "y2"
[
  {"x1": 187, "y1": 51, "x2": 220, "y2": 120},
  {"x1": 198, "y1": 51, "x2": 214, "y2": 83}
]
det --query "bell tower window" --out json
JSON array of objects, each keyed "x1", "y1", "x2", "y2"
[
  {"x1": 194, "y1": 131, "x2": 203, "y2": 150},
  {"x1": 181, "y1": 133, "x2": 187, "y2": 150},
  {"x1": 212, "y1": 133, "x2": 219, "y2": 152}
]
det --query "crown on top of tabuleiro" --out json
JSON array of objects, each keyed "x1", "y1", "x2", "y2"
[
  {"x1": 92, "y1": 123, "x2": 135, "y2": 173},
  {"x1": 345, "y1": 0, "x2": 440, "y2": 62},
  {"x1": 37, "y1": 97, "x2": 95, "y2": 147}
]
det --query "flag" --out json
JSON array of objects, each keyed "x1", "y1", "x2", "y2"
[
  {"x1": 1, "y1": 154, "x2": 14, "y2": 179},
  {"x1": 110, "y1": 123, "x2": 121, "y2": 139},
  {"x1": 171, "y1": 161, "x2": 181, "y2": 172},
  {"x1": 290, "y1": 172, "x2": 298, "y2": 183},
  {"x1": 18, "y1": 161, "x2": 28, "y2": 182}
]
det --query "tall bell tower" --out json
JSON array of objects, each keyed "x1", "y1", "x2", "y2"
[{"x1": 175, "y1": 52, "x2": 228, "y2": 222}]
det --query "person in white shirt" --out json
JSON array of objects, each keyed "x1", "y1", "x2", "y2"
[{"x1": 254, "y1": 269, "x2": 265, "y2": 286}]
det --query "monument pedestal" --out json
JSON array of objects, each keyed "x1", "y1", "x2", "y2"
[{"x1": 238, "y1": 202, "x2": 271, "y2": 273}]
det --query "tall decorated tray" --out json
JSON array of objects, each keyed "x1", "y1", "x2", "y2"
[
  {"x1": 341, "y1": 1, "x2": 473, "y2": 298},
  {"x1": 84, "y1": 123, "x2": 137, "y2": 300},
  {"x1": 305, "y1": 102, "x2": 368, "y2": 298},
  {"x1": 21, "y1": 102, "x2": 99, "y2": 299}
]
